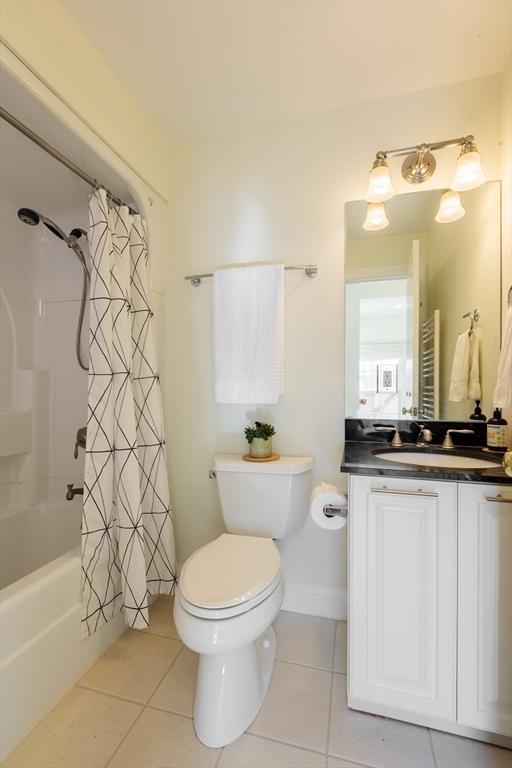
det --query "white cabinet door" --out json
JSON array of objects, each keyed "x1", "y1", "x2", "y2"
[
  {"x1": 349, "y1": 475, "x2": 457, "y2": 719},
  {"x1": 458, "y1": 483, "x2": 512, "y2": 736}
]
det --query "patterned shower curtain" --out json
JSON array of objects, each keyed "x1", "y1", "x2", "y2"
[{"x1": 81, "y1": 188, "x2": 176, "y2": 638}]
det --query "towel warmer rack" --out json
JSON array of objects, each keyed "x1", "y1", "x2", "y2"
[{"x1": 184, "y1": 264, "x2": 318, "y2": 287}]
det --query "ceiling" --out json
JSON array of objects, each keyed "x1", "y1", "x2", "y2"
[{"x1": 63, "y1": 0, "x2": 511, "y2": 139}]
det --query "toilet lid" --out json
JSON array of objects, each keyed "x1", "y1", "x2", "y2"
[{"x1": 180, "y1": 534, "x2": 281, "y2": 609}]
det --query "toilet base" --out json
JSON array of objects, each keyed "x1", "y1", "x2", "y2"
[{"x1": 194, "y1": 625, "x2": 276, "y2": 748}]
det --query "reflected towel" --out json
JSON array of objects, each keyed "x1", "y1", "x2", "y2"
[
  {"x1": 449, "y1": 331, "x2": 470, "y2": 401},
  {"x1": 493, "y1": 307, "x2": 512, "y2": 409},
  {"x1": 449, "y1": 331, "x2": 481, "y2": 402},
  {"x1": 213, "y1": 263, "x2": 284, "y2": 404},
  {"x1": 468, "y1": 332, "x2": 481, "y2": 400}
]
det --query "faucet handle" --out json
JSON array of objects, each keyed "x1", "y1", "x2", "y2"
[{"x1": 442, "y1": 428, "x2": 475, "y2": 450}]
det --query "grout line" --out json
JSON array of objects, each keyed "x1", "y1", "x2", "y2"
[
  {"x1": 246, "y1": 731, "x2": 328, "y2": 760},
  {"x1": 144, "y1": 629, "x2": 181, "y2": 641},
  {"x1": 76, "y1": 683, "x2": 147, "y2": 707},
  {"x1": 214, "y1": 746, "x2": 224, "y2": 767},
  {"x1": 325, "y1": 622, "x2": 338, "y2": 757},
  {"x1": 276, "y1": 657, "x2": 337, "y2": 674},
  {"x1": 428, "y1": 728, "x2": 438, "y2": 768},
  {"x1": 145, "y1": 702, "x2": 193, "y2": 720},
  {"x1": 105, "y1": 704, "x2": 146, "y2": 768},
  {"x1": 77, "y1": 644, "x2": 185, "y2": 709}
]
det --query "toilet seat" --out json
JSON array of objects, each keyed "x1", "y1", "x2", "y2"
[{"x1": 179, "y1": 533, "x2": 281, "y2": 618}]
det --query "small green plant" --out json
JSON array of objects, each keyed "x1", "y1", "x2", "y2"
[{"x1": 244, "y1": 421, "x2": 276, "y2": 444}]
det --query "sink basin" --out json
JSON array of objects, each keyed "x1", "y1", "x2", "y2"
[{"x1": 373, "y1": 451, "x2": 501, "y2": 470}]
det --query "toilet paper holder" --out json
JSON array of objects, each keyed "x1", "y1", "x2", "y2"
[{"x1": 323, "y1": 504, "x2": 347, "y2": 519}]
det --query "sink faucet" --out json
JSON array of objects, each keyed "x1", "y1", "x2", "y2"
[
  {"x1": 415, "y1": 424, "x2": 433, "y2": 447},
  {"x1": 373, "y1": 424, "x2": 403, "y2": 447},
  {"x1": 442, "y1": 428, "x2": 475, "y2": 450}
]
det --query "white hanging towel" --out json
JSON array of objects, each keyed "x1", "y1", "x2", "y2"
[
  {"x1": 449, "y1": 331, "x2": 470, "y2": 401},
  {"x1": 493, "y1": 306, "x2": 512, "y2": 409},
  {"x1": 213, "y1": 263, "x2": 284, "y2": 404}
]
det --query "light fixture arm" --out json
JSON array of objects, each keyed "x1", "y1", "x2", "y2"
[{"x1": 374, "y1": 135, "x2": 475, "y2": 161}]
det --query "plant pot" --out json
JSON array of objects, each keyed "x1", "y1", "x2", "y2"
[{"x1": 249, "y1": 437, "x2": 272, "y2": 459}]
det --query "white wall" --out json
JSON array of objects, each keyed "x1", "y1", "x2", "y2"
[
  {"x1": 0, "y1": 0, "x2": 171, "y2": 200},
  {"x1": 165, "y1": 71, "x2": 507, "y2": 616}
]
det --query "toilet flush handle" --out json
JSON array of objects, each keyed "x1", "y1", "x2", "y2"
[{"x1": 209, "y1": 470, "x2": 216, "y2": 479}]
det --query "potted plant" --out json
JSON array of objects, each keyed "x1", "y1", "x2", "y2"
[{"x1": 244, "y1": 421, "x2": 276, "y2": 459}]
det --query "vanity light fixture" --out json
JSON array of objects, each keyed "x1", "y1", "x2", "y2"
[
  {"x1": 435, "y1": 190, "x2": 465, "y2": 223},
  {"x1": 363, "y1": 202, "x2": 389, "y2": 231},
  {"x1": 365, "y1": 153, "x2": 395, "y2": 203},
  {"x1": 362, "y1": 134, "x2": 485, "y2": 230},
  {"x1": 451, "y1": 137, "x2": 487, "y2": 191}
]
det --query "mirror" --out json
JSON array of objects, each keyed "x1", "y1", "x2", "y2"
[{"x1": 345, "y1": 182, "x2": 501, "y2": 421}]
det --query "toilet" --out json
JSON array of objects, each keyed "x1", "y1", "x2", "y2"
[{"x1": 174, "y1": 453, "x2": 314, "y2": 748}]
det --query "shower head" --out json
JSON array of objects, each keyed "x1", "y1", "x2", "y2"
[
  {"x1": 17, "y1": 208, "x2": 39, "y2": 226},
  {"x1": 17, "y1": 207, "x2": 72, "y2": 242}
]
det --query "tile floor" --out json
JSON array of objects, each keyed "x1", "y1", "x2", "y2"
[{"x1": 4, "y1": 597, "x2": 511, "y2": 768}]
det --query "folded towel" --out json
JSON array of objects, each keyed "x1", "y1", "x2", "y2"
[
  {"x1": 493, "y1": 306, "x2": 512, "y2": 409},
  {"x1": 213, "y1": 263, "x2": 284, "y2": 404},
  {"x1": 449, "y1": 331, "x2": 470, "y2": 401},
  {"x1": 468, "y1": 332, "x2": 481, "y2": 400}
]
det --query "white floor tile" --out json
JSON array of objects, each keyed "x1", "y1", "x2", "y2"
[
  {"x1": 219, "y1": 734, "x2": 325, "y2": 767},
  {"x1": 146, "y1": 595, "x2": 180, "y2": 639},
  {"x1": 430, "y1": 730, "x2": 512, "y2": 768},
  {"x1": 275, "y1": 610, "x2": 336, "y2": 670},
  {"x1": 79, "y1": 629, "x2": 182, "y2": 703},
  {"x1": 333, "y1": 622, "x2": 347, "y2": 674},
  {"x1": 109, "y1": 708, "x2": 219, "y2": 768},
  {"x1": 148, "y1": 647, "x2": 198, "y2": 717},
  {"x1": 249, "y1": 660, "x2": 331, "y2": 753},
  {"x1": 3, "y1": 687, "x2": 141, "y2": 768},
  {"x1": 329, "y1": 674, "x2": 435, "y2": 768}
]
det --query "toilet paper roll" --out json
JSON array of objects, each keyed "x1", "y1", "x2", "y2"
[{"x1": 310, "y1": 482, "x2": 348, "y2": 530}]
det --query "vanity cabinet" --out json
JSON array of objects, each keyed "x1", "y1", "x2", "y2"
[
  {"x1": 458, "y1": 483, "x2": 512, "y2": 737},
  {"x1": 348, "y1": 475, "x2": 457, "y2": 720},
  {"x1": 348, "y1": 475, "x2": 512, "y2": 743}
]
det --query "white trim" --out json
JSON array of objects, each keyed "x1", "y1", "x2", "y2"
[
  {"x1": 282, "y1": 580, "x2": 347, "y2": 620},
  {"x1": 345, "y1": 265, "x2": 409, "y2": 282}
]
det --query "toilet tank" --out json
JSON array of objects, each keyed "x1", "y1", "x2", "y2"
[{"x1": 213, "y1": 455, "x2": 314, "y2": 539}]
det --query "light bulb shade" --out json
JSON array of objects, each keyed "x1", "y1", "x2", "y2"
[
  {"x1": 435, "y1": 190, "x2": 465, "y2": 223},
  {"x1": 365, "y1": 163, "x2": 395, "y2": 203},
  {"x1": 451, "y1": 149, "x2": 486, "y2": 191},
  {"x1": 363, "y1": 202, "x2": 389, "y2": 231}
]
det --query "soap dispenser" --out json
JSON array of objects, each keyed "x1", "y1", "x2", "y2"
[{"x1": 487, "y1": 408, "x2": 508, "y2": 452}]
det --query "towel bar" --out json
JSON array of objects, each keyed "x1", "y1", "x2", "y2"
[{"x1": 185, "y1": 264, "x2": 318, "y2": 287}]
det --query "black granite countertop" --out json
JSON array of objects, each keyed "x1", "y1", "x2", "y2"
[{"x1": 341, "y1": 419, "x2": 511, "y2": 485}]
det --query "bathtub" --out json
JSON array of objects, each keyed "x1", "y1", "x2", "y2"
[{"x1": 0, "y1": 500, "x2": 126, "y2": 760}]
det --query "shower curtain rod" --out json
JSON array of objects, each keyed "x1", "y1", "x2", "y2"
[{"x1": 0, "y1": 106, "x2": 138, "y2": 214}]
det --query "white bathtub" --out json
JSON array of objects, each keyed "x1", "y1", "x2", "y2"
[{"x1": 0, "y1": 500, "x2": 126, "y2": 760}]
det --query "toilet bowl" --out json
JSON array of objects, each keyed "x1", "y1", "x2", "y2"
[
  {"x1": 174, "y1": 534, "x2": 285, "y2": 747},
  {"x1": 173, "y1": 454, "x2": 314, "y2": 748}
]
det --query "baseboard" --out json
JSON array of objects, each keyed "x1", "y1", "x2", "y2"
[{"x1": 282, "y1": 580, "x2": 347, "y2": 620}]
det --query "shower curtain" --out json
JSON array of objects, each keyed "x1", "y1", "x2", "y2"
[{"x1": 81, "y1": 188, "x2": 176, "y2": 638}]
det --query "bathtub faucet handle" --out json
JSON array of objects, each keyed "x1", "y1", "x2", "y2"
[{"x1": 66, "y1": 483, "x2": 84, "y2": 501}]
